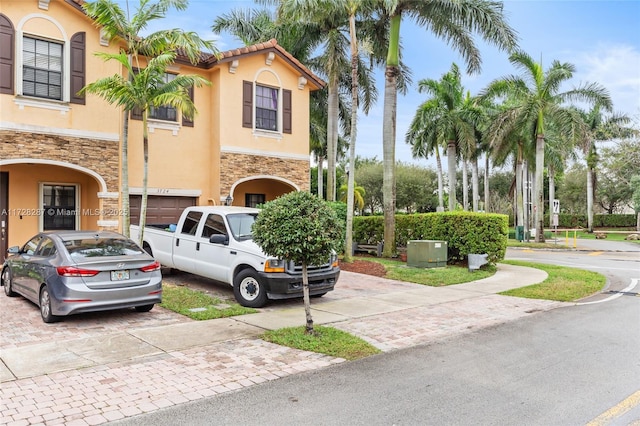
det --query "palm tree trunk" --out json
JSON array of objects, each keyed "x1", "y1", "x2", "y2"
[
  {"x1": 382, "y1": 13, "x2": 401, "y2": 257},
  {"x1": 534, "y1": 134, "x2": 545, "y2": 242},
  {"x1": 447, "y1": 140, "x2": 457, "y2": 211},
  {"x1": 472, "y1": 157, "x2": 479, "y2": 212},
  {"x1": 326, "y1": 83, "x2": 339, "y2": 202},
  {"x1": 587, "y1": 166, "x2": 594, "y2": 232},
  {"x1": 436, "y1": 146, "x2": 444, "y2": 211},
  {"x1": 344, "y1": 12, "x2": 358, "y2": 263},
  {"x1": 317, "y1": 154, "x2": 324, "y2": 199},
  {"x1": 121, "y1": 109, "x2": 130, "y2": 237},
  {"x1": 138, "y1": 114, "x2": 149, "y2": 246},
  {"x1": 548, "y1": 165, "x2": 555, "y2": 228},
  {"x1": 484, "y1": 154, "x2": 490, "y2": 212},
  {"x1": 462, "y1": 160, "x2": 469, "y2": 211}
]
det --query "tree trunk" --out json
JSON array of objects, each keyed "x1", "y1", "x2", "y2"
[
  {"x1": 484, "y1": 154, "x2": 490, "y2": 212},
  {"x1": 302, "y1": 264, "x2": 313, "y2": 333},
  {"x1": 447, "y1": 140, "x2": 457, "y2": 211},
  {"x1": 535, "y1": 134, "x2": 545, "y2": 242},
  {"x1": 515, "y1": 155, "x2": 524, "y2": 229},
  {"x1": 326, "y1": 83, "x2": 339, "y2": 202},
  {"x1": 436, "y1": 146, "x2": 444, "y2": 211},
  {"x1": 382, "y1": 14, "x2": 401, "y2": 257},
  {"x1": 317, "y1": 154, "x2": 324, "y2": 199},
  {"x1": 121, "y1": 108, "x2": 130, "y2": 237},
  {"x1": 472, "y1": 157, "x2": 479, "y2": 212},
  {"x1": 344, "y1": 13, "x2": 358, "y2": 263},
  {"x1": 138, "y1": 114, "x2": 150, "y2": 246},
  {"x1": 462, "y1": 160, "x2": 469, "y2": 211},
  {"x1": 548, "y1": 165, "x2": 555, "y2": 228}
]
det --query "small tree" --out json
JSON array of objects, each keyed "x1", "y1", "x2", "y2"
[{"x1": 252, "y1": 191, "x2": 343, "y2": 334}]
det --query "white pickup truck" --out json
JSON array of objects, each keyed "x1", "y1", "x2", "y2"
[{"x1": 130, "y1": 206, "x2": 340, "y2": 307}]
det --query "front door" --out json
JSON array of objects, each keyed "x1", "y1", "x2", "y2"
[{"x1": 0, "y1": 172, "x2": 8, "y2": 262}]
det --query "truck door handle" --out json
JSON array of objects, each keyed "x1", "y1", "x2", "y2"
[
  {"x1": 230, "y1": 251, "x2": 237, "y2": 255},
  {"x1": 196, "y1": 242, "x2": 200, "y2": 251},
  {"x1": 176, "y1": 239, "x2": 180, "y2": 247}
]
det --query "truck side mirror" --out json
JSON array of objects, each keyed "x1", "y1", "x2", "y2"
[
  {"x1": 7, "y1": 246, "x2": 20, "y2": 254},
  {"x1": 209, "y1": 234, "x2": 229, "y2": 245}
]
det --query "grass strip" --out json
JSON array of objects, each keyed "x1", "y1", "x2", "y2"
[{"x1": 160, "y1": 283, "x2": 256, "y2": 320}]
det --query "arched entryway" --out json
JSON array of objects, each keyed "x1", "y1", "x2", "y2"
[
  {"x1": 227, "y1": 175, "x2": 298, "y2": 207},
  {"x1": 0, "y1": 159, "x2": 117, "y2": 255}
]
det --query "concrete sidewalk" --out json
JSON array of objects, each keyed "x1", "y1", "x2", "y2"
[{"x1": 0, "y1": 264, "x2": 569, "y2": 425}]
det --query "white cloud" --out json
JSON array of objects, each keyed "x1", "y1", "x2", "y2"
[{"x1": 571, "y1": 43, "x2": 640, "y2": 116}]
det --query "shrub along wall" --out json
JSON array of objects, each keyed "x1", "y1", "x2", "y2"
[
  {"x1": 536, "y1": 214, "x2": 636, "y2": 228},
  {"x1": 353, "y1": 212, "x2": 508, "y2": 263}
]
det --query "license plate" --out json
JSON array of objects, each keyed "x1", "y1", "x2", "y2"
[{"x1": 111, "y1": 270, "x2": 130, "y2": 281}]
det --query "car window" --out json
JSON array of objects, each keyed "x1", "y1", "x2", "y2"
[
  {"x1": 36, "y1": 238, "x2": 57, "y2": 257},
  {"x1": 201, "y1": 214, "x2": 227, "y2": 239},
  {"x1": 63, "y1": 237, "x2": 144, "y2": 259},
  {"x1": 22, "y1": 236, "x2": 43, "y2": 255},
  {"x1": 181, "y1": 211, "x2": 202, "y2": 236},
  {"x1": 226, "y1": 213, "x2": 257, "y2": 240}
]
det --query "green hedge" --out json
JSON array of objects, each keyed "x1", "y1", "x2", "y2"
[
  {"x1": 542, "y1": 213, "x2": 637, "y2": 228},
  {"x1": 353, "y1": 212, "x2": 508, "y2": 263}
]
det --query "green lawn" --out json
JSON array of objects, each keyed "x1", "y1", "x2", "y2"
[{"x1": 160, "y1": 284, "x2": 256, "y2": 320}]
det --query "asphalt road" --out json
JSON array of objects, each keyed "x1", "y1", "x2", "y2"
[{"x1": 112, "y1": 241, "x2": 640, "y2": 426}]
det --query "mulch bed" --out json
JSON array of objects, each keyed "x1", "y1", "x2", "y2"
[{"x1": 339, "y1": 259, "x2": 387, "y2": 277}]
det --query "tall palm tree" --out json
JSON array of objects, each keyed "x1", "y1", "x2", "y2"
[
  {"x1": 405, "y1": 104, "x2": 445, "y2": 211},
  {"x1": 376, "y1": 0, "x2": 518, "y2": 256},
  {"x1": 82, "y1": 51, "x2": 210, "y2": 245},
  {"x1": 481, "y1": 51, "x2": 612, "y2": 241},
  {"x1": 83, "y1": 0, "x2": 215, "y2": 237},
  {"x1": 578, "y1": 105, "x2": 634, "y2": 232},
  {"x1": 406, "y1": 64, "x2": 480, "y2": 212}
]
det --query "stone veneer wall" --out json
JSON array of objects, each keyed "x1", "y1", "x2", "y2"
[
  {"x1": 219, "y1": 152, "x2": 310, "y2": 196},
  {"x1": 0, "y1": 130, "x2": 121, "y2": 230}
]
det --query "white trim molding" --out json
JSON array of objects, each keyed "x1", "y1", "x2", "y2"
[
  {"x1": 14, "y1": 97, "x2": 70, "y2": 114},
  {"x1": 221, "y1": 146, "x2": 309, "y2": 161},
  {"x1": 97, "y1": 220, "x2": 119, "y2": 228},
  {"x1": 230, "y1": 175, "x2": 300, "y2": 197},
  {"x1": 128, "y1": 187, "x2": 202, "y2": 197},
  {"x1": 0, "y1": 158, "x2": 109, "y2": 193},
  {"x1": 147, "y1": 119, "x2": 180, "y2": 136},
  {"x1": 38, "y1": 0, "x2": 51, "y2": 10},
  {"x1": 0, "y1": 121, "x2": 120, "y2": 142},
  {"x1": 97, "y1": 192, "x2": 119, "y2": 199}
]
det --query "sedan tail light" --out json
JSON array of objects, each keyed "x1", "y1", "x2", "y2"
[
  {"x1": 139, "y1": 261, "x2": 161, "y2": 272},
  {"x1": 57, "y1": 266, "x2": 100, "y2": 277}
]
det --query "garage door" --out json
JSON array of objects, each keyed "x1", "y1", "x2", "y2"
[{"x1": 130, "y1": 196, "x2": 197, "y2": 226}]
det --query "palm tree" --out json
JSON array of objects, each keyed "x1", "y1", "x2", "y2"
[
  {"x1": 405, "y1": 103, "x2": 445, "y2": 211},
  {"x1": 481, "y1": 51, "x2": 612, "y2": 241},
  {"x1": 338, "y1": 182, "x2": 366, "y2": 211},
  {"x1": 82, "y1": 51, "x2": 210, "y2": 245},
  {"x1": 406, "y1": 64, "x2": 480, "y2": 212},
  {"x1": 376, "y1": 0, "x2": 518, "y2": 256},
  {"x1": 83, "y1": 0, "x2": 215, "y2": 237},
  {"x1": 578, "y1": 105, "x2": 634, "y2": 232}
]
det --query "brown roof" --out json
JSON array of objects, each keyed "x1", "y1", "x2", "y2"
[
  {"x1": 65, "y1": 2, "x2": 324, "y2": 90},
  {"x1": 204, "y1": 39, "x2": 325, "y2": 90}
]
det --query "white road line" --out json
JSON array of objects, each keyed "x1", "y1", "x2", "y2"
[{"x1": 577, "y1": 278, "x2": 639, "y2": 305}]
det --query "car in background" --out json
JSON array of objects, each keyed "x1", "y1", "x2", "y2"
[{"x1": 1, "y1": 230, "x2": 162, "y2": 323}]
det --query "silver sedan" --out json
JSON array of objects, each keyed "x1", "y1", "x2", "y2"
[{"x1": 1, "y1": 230, "x2": 162, "y2": 323}]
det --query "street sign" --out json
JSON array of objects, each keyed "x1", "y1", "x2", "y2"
[{"x1": 552, "y1": 199, "x2": 560, "y2": 214}]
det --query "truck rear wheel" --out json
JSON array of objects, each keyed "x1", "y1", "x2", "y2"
[{"x1": 234, "y1": 269, "x2": 267, "y2": 308}]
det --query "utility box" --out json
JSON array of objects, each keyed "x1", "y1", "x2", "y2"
[{"x1": 407, "y1": 240, "x2": 448, "y2": 268}]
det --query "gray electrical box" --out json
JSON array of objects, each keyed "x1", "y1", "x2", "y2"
[{"x1": 407, "y1": 240, "x2": 448, "y2": 268}]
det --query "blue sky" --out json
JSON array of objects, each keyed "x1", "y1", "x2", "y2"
[{"x1": 133, "y1": 0, "x2": 640, "y2": 165}]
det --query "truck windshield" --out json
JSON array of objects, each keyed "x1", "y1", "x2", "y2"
[{"x1": 227, "y1": 213, "x2": 257, "y2": 240}]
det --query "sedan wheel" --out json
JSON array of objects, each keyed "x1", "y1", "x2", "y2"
[
  {"x1": 39, "y1": 286, "x2": 59, "y2": 323},
  {"x1": 2, "y1": 268, "x2": 16, "y2": 297}
]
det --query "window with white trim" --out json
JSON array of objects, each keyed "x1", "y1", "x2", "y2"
[
  {"x1": 255, "y1": 84, "x2": 278, "y2": 131},
  {"x1": 22, "y1": 36, "x2": 62, "y2": 100},
  {"x1": 149, "y1": 72, "x2": 177, "y2": 121}
]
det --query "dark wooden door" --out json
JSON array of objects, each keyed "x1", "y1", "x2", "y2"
[{"x1": 1, "y1": 172, "x2": 8, "y2": 262}]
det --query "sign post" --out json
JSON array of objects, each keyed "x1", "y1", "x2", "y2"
[{"x1": 552, "y1": 199, "x2": 560, "y2": 243}]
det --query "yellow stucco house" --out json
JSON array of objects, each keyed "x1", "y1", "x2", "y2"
[{"x1": 0, "y1": 0, "x2": 324, "y2": 257}]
